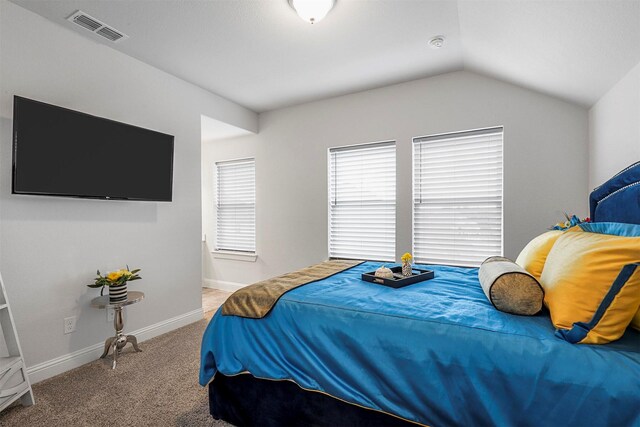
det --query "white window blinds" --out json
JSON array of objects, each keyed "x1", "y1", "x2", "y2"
[
  {"x1": 215, "y1": 158, "x2": 256, "y2": 253},
  {"x1": 329, "y1": 141, "x2": 396, "y2": 261},
  {"x1": 413, "y1": 127, "x2": 503, "y2": 267}
]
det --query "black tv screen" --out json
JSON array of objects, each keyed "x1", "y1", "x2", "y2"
[{"x1": 12, "y1": 96, "x2": 174, "y2": 201}]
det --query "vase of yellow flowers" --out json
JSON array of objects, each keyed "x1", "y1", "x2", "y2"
[
  {"x1": 88, "y1": 266, "x2": 141, "y2": 303},
  {"x1": 401, "y1": 253, "x2": 413, "y2": 277}
]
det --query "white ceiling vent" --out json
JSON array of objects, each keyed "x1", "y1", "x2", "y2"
[{"x1": 67, "y1": 10, "x2": 128, "y2": 43}]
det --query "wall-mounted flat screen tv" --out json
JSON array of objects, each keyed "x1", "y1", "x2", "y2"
[{"x1": 12, "y1": 96, "x2": 174, "y2": 201}]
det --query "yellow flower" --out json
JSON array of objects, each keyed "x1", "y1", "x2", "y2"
[
  {"x1": 107, "y1": 271, "x2": 124, "y2": 282},
  {"x1": 401, "y1": 252, "x2": 413, "y2": 263}
]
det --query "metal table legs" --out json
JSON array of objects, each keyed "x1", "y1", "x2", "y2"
[{"x1": 99, "y1": 306, "x2": 141, "y2": 369}]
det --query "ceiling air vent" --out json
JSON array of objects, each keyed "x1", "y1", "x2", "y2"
[
  {"x1": 96, "y1": 26, "x2": 125, "y2": 42},
  {"x1": 67, "y1": 10, "x2": 128, "y2": 43}
]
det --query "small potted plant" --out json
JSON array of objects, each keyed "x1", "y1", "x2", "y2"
[
  {"x1": 88, "y1": 266, "x2": 141, "y2": 303},
  {"x1": 401, "y1": 253, "x2": 413, "y2": 277}
]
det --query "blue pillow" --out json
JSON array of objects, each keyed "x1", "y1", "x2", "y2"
[
  {"x1": 590, "y1": 162, "x2": 640, "y2": 225},
  {"x1": 578, "y1": 222, "x2": 640, "y2": 237}
]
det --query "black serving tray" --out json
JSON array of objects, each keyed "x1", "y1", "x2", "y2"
[{"x1": 361, "y1": 266, "x2": 435, "y2": 288}]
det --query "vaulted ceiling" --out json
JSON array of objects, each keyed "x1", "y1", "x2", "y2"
[{"x1": 11, "y1": 0, "x2": 640, "y2": 112}]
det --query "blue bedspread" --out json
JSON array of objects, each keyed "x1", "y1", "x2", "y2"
[{"x1": 200, "y1": 261, "x2": 640, "y2": 426}]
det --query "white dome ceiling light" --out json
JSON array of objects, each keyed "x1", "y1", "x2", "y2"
[{"x1": 288, "y1": 0, "x2": 336, "y2": 24}]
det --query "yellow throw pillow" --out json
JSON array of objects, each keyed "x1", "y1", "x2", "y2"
[
  {"x1": 630, "y1": 309, "x2": 640, "y2": 332},
  {"x1": 515, "y1": 230, "x2": 563, "y2": 280},
  {"x1": 539, "y1": 223, "x2": 640, "y2": 344}
]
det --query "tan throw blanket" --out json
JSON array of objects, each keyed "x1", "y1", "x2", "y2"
[{"x1": 222, "y1": 259, "x2": 364, "y2": 319}]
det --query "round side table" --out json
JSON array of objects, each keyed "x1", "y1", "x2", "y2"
[{"x1": 91, "y1": 291, "x2": 144, "y2": 369}]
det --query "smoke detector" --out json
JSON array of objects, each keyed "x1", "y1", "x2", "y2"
[
  {"x1": 429, "y1": 36, "x2": 445, "y2": 49},
  {"x1": 67, "y1": 10, "x2": 128, "y2": 43}
]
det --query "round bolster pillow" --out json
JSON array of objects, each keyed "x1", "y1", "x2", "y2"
[{"x1": 478, "y1": 256, "x2": 544, "y2": 315}]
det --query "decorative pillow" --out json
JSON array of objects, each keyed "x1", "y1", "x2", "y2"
[
  {"x1": 515, "y1": 230, "x2": 563, "y2": 280},
  {"x1": 630, "y1": 309, "x2": 640, "y2": 332},
  {"x1": 540, "y1": 223, "x2": 640, "y2": 344},
  {"x1": 478, "y1": 256, "x2": 544, "y2": 315}
]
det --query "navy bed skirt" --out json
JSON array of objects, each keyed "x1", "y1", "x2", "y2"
[{"x1": 209, "y1": 373, "x2": 417, "y2": 427}]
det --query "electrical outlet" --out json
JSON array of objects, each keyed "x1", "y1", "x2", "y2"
[
  {"x1": 106, "y1": 308, "x2": 115, "y2": 323},
  {"x1": 64, "y1": 316, "x2": 76, "y2": 334}
]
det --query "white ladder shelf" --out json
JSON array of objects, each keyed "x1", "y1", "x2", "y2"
[{"x1": 0, "y1": 271, "x2": 34, "y2": 412}]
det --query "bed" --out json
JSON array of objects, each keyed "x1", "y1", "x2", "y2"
[{"x1": 200, "y1": 162, "x2": 640, "y2": 427}]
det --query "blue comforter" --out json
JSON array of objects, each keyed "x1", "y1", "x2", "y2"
[{"x1": 200, "y1": 261, "x2": 640, "y2": 426}]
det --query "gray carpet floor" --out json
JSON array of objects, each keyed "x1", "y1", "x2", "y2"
[
  {"x1": 0, "y1": 290, "x2": 233, "y2": 426},
  {"x1": 202, "y1": 288, "x2": 232, "y2": 314}
]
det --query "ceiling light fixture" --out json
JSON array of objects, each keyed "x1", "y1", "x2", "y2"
[
  {"x1": 429, "y1": 36, "x2": 445, "y2": 49},
  {"x1": 288, "y1": 0, "x2": 336, "y2": 24}
]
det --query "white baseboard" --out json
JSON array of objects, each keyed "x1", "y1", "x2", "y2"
[
  {"x1": 203, "y1": 278, "x2": 247, "y2": 292},
  {"x1": 26, "y1": 308, "x2": 203, "y2": 384}
]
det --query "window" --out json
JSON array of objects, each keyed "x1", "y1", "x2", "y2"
[
  {"x1": 413, "y1": 127, "x2": 503, "y2": 267},
  {"x1": 329, "y1": 141, "x2": 396, "y2": 261},
  {"x1": 215, "y1": 158, "x2": 255, "y2": 253}
]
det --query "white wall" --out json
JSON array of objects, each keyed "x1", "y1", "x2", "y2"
[
  {"x1": 203, "y1": 70, "x2": 588, "y2": 287},
  {"x1": 588, "y1": 61, "x2": 640, "y2": 190},
  {"x1": 0, "y1": 1, "x2": 257, "y2": 377}
]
